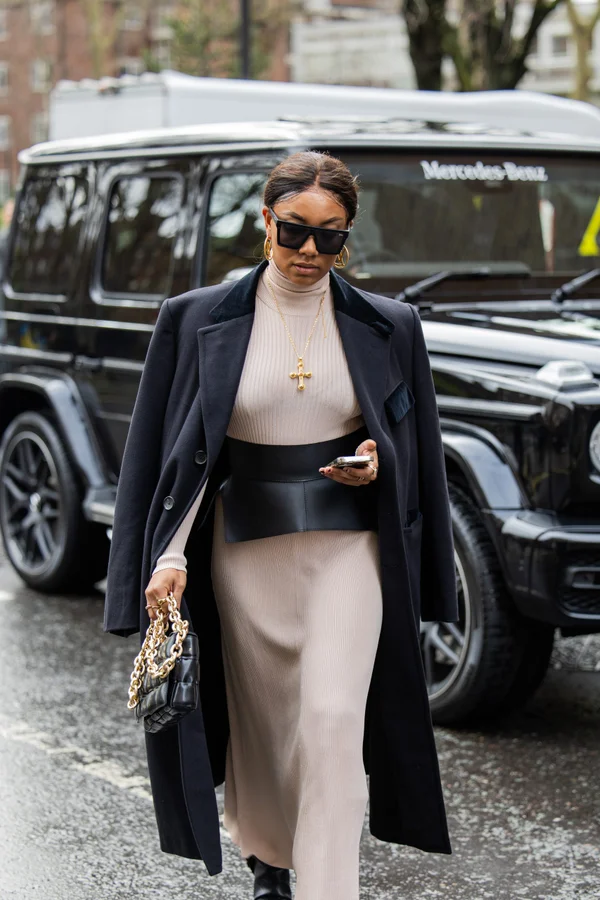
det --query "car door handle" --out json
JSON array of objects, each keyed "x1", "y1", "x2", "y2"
[
  {"x1": 74, "y1": 355, "x2": 103, "y2": 373},
  {"x1": 32, "y1": 304, "x2": 62, "y2": 316}
]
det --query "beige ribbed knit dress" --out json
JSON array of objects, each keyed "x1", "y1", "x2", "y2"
[{"x1": 154, "y1": 262, "x2": 383, "y2": 900}]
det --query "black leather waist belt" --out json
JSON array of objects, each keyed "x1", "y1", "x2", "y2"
[{"x1": 221, "y1": 427, "x2": 377, "y2": 543}]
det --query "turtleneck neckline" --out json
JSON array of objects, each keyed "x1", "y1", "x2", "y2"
[
  {"x1": 267, "y1": 261, "x2": 330, "y2": 295},
  {"x1": 259, "y1": 261, "x2": 331, "y2": 317}
]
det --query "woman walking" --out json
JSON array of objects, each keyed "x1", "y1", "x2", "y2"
[{"x1": 104, "y1": 152, "x2": 458, "y2": 900}]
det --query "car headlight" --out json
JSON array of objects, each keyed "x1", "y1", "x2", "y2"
[{"x1": 590, "y1": 422, "x2": 600, "y2": 473}]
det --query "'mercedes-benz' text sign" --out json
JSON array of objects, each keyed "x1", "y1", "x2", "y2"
[{"x1": 420, "y1": 160, "x2": 548, "y2": 183}]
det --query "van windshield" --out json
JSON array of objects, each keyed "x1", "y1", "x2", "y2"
[{"x1": 340, "y1": 153, "x2": 600, "y2": 279}]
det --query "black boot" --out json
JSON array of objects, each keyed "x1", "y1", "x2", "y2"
[{"x1": 246, "y1": 855, "x2": 292, "y2": 900}]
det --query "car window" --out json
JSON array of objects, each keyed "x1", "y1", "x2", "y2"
[
  {"x1": 8, "y1": 174, "x2": 88, "y2": 295},
  {"x1": 102, "y1": 175, "x2": 183, "y2": 297},
  {"x1": 339, "y1": 152, "x2": 600, "y2": 278},
  {"x1": 205, "y1": 172, "x2": 266, "y2": 285}
]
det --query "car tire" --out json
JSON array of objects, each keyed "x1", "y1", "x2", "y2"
[
  {"x1": 0, "y1": 411, "x2": 109, "y2": 592},
  {"x1": 422, "y1": 485, "x2": 551, "y2": 725},
  {"x1": 496, "y1": 620, "x2": 554, "y2": 713}
]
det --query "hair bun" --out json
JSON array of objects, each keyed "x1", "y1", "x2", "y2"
[{"x1": 264, "y1": 151, "x2": 358, "y2": 225}]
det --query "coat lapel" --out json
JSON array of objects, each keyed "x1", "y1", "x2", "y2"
[
  {"x1": 197, "y1": 262, "x2": 267, "y2": 463},
  {"x1": 330, "y1": 272, "x2": 395, "y2": 438},
  {"x1": 197, "y1": 318, "x2": 252, "y2": 463}
]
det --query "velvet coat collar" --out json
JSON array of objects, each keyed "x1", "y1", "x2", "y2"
[{"x1": 209, "y1": 259, "x2": 394, "y2": 335}]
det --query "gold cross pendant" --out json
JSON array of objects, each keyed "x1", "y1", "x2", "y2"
[{"x1": 290, "y1": 357, "x2": 312, "y2": 391}]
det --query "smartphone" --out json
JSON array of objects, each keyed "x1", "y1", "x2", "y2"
[{"x1": 327, "y1": 455, "x2": 374, "y2": 468}]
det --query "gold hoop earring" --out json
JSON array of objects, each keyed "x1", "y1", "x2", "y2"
[
  {"x1": 264, "y1": 236, "x2": 273, "y2": 260},
  {"x1": 334, "y1": 245, "x2": 350, "y2": 269}
]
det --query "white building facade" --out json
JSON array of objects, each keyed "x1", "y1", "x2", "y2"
[
  {"x1": 520, "y1": 1, "x2": 600, "y2": 98},
  {"x1": 290, "y1": 0, "x2": 415, "y2": 89},
  {"x1": 289, "y1": 0, "x2": 600, "y2": 102}
]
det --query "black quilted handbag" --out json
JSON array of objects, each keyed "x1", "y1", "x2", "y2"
[{"x1": 127, "y1": 593, "x2": 199, "y2": 734}]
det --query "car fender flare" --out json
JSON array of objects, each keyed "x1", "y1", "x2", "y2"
[
  {"x1": 0, "y1": 370, "x2": 108, "y2": 490},
  {"x1": 441, "y1": 420, "x2": 529, "y2": 512}
]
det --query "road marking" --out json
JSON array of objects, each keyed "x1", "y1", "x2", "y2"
[
  {"x1": 0, "y1": 713, "x2": 230, "y2": 836},
  {"x1": 0, "y1": 590, "x2": 14, "y2": 602},
  {"x1": 70, "y1": 759, "x2": 153, "y2": 800},
  {"x1": 0, "y1": 715, "x2": 152, "y2": 802}
]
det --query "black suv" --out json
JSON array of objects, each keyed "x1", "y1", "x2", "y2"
[{"x1": 1, "y1": 113, "x2": 599, "y2": 724}]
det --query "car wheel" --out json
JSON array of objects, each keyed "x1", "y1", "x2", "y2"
[
  {"x1": 421, "y1": 485, "x2": 551, "y2": 725},
  {"x1": 496, "y1": 620, "x2": 554, "y2": 713},
  {"x1": 0, "y1": 411, "x2": 108, "y2": 592}
]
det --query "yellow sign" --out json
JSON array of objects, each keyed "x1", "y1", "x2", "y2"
[{"x1": 578, "y1": 197, "x2": 600, "y2": 256}]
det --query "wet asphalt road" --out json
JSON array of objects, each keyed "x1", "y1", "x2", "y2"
[{"x1": 0, "y1": 551, "x2": 599, "y2": 900}]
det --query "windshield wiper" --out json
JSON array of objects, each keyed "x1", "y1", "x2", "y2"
[
  {"x1": 395, "y1": 264, "x2": 531, "y2": 306},
  {"x1": 551, "y1": 268, "x2": 600, "y2": 304}
]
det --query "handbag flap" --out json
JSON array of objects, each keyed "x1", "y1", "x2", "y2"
[
  {"x1": 135, "y1": 631, "x2": 200, "y2": 721},
  {"x1": 136, "y1": 679, "x2": 169, "y2": 719}
]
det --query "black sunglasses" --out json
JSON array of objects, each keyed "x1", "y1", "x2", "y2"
[{"x1": 269, "y1": 208, "x2": 350, "y2": 256}]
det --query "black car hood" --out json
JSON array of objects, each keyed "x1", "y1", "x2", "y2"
[{"x1": 422, "y1": 305, "x2": 600, "y2": 373}]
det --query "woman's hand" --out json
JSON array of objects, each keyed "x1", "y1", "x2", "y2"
[
  {"x1": 319, "y1": 438, "x2": 379, "y2": 487},
  {"x1": 145, "y1": 568, "x2": 187, "y2": 621}
]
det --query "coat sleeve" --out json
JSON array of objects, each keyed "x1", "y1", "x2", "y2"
[
  {"x1": 409, "y1": 304, "x2": 459, "y2": 623},
  {"x1": 103, "y1": 299, "x2": 176, "y2": 637}
]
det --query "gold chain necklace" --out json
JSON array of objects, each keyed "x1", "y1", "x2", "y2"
[{"x1": 265, "y1": 274, "x2": 327, "y2": 391}]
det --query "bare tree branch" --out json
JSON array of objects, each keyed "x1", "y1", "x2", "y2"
[
  {"x1": 401, "y1": 0, "x2": 566, "y2": 91},
  {"x1": 565, "y1": 0, "x2": 600, "y2": 100},
  {"x1": 401, "y1": 0, "x2": 449, "y2": 90}
]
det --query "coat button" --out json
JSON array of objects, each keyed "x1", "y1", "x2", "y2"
[
  {"x1": 194, "y1": 450, "x2": 207, "y2": 465},
  {"x1": 163, "y1": 496, "x2": 175, "y2": 510}
]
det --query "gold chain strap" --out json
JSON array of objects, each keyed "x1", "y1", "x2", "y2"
[
  {"x1": 127, "y1": 593, "x2": 190, "y2": 710},
  {"x1": 265, "y1": 273, "x2": 327, "y2": 360}
]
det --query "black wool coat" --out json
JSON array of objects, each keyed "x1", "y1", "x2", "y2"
[{"x1": 104, "y1": 261, "x2": 458, "y2": 875}]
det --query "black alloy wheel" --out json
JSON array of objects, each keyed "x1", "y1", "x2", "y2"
[
  {"x1": 0, "y1": 411, "x2": 108, "y2": 592},
  {"x1": 420, "y1": 485, "x2": 554, "y2": 725}
]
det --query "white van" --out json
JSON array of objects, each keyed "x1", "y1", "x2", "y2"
[{"x1": 49, "y1": 69, "x2": 600, "y2": 141}]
